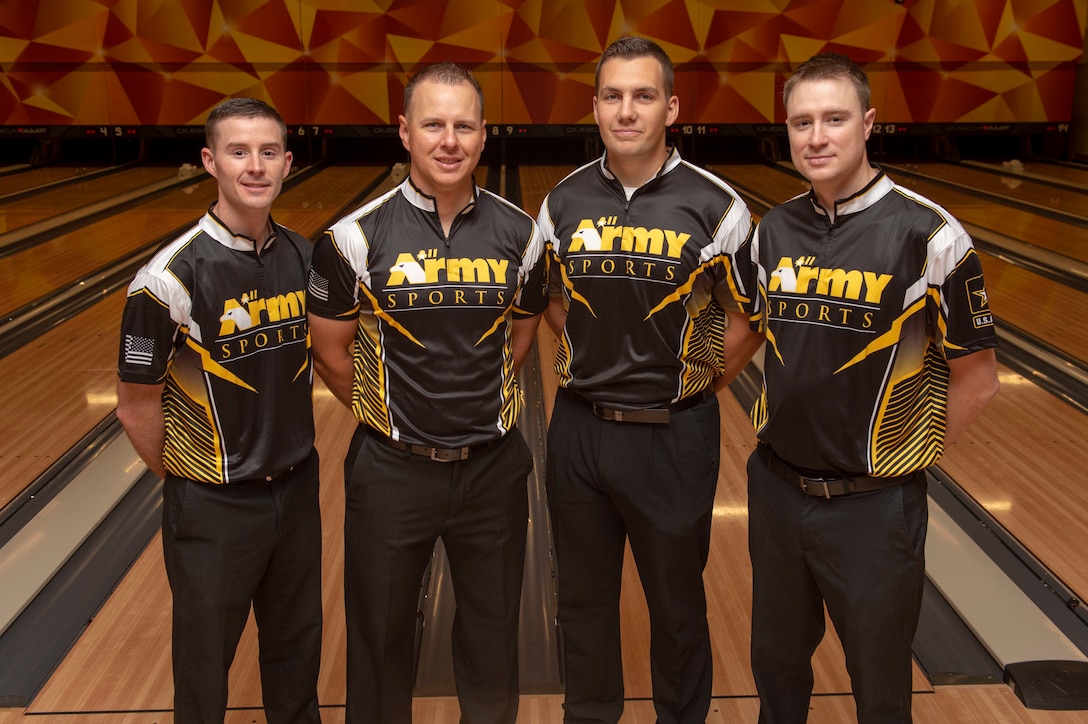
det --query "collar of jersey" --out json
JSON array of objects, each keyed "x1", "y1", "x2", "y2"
[
  {"x1": 599, "y1": 145, "x2": 681, "y2": 184},
  {"x1": 807, "y1": 164, "x2": 893, "y2": 219},
  {"x1": 201, "y1": 204, "x2": 279, "y2": 252},
  {"x1": 401, "y1": 175, "x2": 480, "y2": 217}
]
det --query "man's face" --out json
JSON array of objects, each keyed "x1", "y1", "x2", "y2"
[
  {"x1": 399, "y1": 79, "x2": 485, "y2": 198},
  {"x1": 785, "y1": 76, "x2": 876, "y2": 202},
  {"x1": 201, "y1": 115, "x2": 291, "y2": 218},
  {"x1": 593, "y1": 55, "x2": 678, "y2": 164}
]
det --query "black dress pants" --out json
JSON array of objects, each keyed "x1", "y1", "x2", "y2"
[
  {"x1": 747, "y1": 447, "x2": 928, "y2": 724},
  {"x1": 162, "y1": 448, "x2": 322, "y2": 724},
  {"x1": 546, "y1": 388, "x2": 721, "y2": 724},
  {"x1": 343, "y1": 426, "x2": 533, "y2": 724}
]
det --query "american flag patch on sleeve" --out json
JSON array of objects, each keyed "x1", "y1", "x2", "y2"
[
  {"x1": 124, "y1": 334, "x2": 155, "y2": 366},
  {"x1": 309, "y1": 268, "x2": 330, "y2": 302}
]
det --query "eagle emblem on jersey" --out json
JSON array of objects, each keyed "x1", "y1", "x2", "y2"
[
  {"x1": 770, "y1": 263, "x2": 797, "y2": 292},
  {"x1": 220, "y1": 293, "x2": 257, "y2": 331},
  {"x1": 572, "y1": 225, "x2": 604, "y2": 250}
]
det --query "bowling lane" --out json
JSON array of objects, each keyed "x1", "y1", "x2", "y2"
[
  {"x1": 0, "y1": 166, "x2": 182, "y2": 234},
  {"x1": 0, "y1": 175, "x2": 217, "y2": 319},
  {"x1": 894, "y1": 161, "x2": 1088, "y2": 222},
  {"x1": 0, "y1": 165, "x2": 112, "y2": 199},
  {"x1": 962, "y1": 160, "x2": 1088, "y2": 191},
  {"x1": 876, "y1": 166, "x2": 1087, "y2": 264}
]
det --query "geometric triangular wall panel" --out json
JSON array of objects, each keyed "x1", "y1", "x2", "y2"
[{"x1": 0, "y1": 0, "x2": 1083, "y2": 126}]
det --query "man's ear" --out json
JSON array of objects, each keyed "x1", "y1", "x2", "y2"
[
  {"x1": 666, "y1": 95, "x2": 679, "y2": 127},
  {"x1": 398, "y1": 115, "x2": 410, "y2": 152},
  {"x1": 863, "y1": 107, "x2": 877, "y2": 140},
  {"x1": 200, "y1": 147, "x2": 216, "y2": 177}
]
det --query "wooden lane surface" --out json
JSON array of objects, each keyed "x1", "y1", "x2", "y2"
[
  {"x1": 23, "y1": 171, "x2": 404, "y2": 715},
  {"x1": 0, "y1": 166, "x2": 181, "y2": 234},
  {"x1": 10, "y1": 685, "x2": 1088, "y2": 723},
  {"x1": 981, "y1": 253, "x2": 1088, "y2": 364},
  {"x1": 0, "y1": 166, "x2": 388, "y2": 513},
  {"x1": 877, "y1": 169, "x2": 1087, "y2": 265},
  {"x1": 0, "y1": 175, "x2": 218, "y2": 319},
  {"x1": 899, "y1": 162, "x2": 1088, "y2": 221},
  {"x1": 0, "y1": 166, "x2": 111, "y2": 199},
  {"x1": 518, "y1": 164, "x2": 570, "y2": 219},
  {"x1": 965, "y1": 160, "x2": 1088, "y2": 190},
  {"x1": 712, "y1": 163, "x2": 1088, "y2": 366},
  {"x1": 939, "y1": 367, "x2": 1088, "y2": 602},
  {"x1": 520, "y1": 164, "x2": 930, "y2": 699},
  {"x1": 0, "y1": 293, "x2": 127, "y2": 513}
]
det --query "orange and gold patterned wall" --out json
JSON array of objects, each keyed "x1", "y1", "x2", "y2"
[{"x1": 1, "y1": 0, "x2": 1084, "y2": 128}]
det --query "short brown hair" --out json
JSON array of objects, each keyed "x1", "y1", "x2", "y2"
[
  {"x1": 783, "y1": 53, "x2": 870, "y2": 112},
  {"x1": 205, "y1": 97, "x2": 287, "y2": 149},
  {"x1": 596, "y1": 36, "x2": 674, "y2": 98},
  {"x1": 404, "y1": 62, "x2": 484, "y2": 119}
]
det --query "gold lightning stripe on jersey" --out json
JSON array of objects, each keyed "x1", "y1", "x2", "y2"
[
  {"x1": 749, "y1": 389, "x2": 768, "y2": 433},
  {"x1": 186, "y1": 338, "x2": 256, "y2": 392},
  {"x1": 677, "y1": 299, "x2": 725, "y2": 397},
  {"x1": 293, "y1": 356, "x2": 310, "y2": 382},
  {"x1": 644, "y1": 264, "x2": 707, "y2": 320},
  {"x1": 553, "y1": 331, "x2": 574, "y2": 387},
  {"x1": 360, "y1": 282, "x2": 425, "y2": 348},
  {"x1": 552, "y1": 252, "x2": 597, "y2": 318},
  {"x1": 757, "y1": 286, "x2": 785, "y2": 366},
  {"x1": 835, "y1": 297, "x2": 927, "y2": 374},
  {"x1": 475, "y1": 309, "x2": 508, "y2": 347},
  {"x1": 127, "y1": 285, "x2": 169, "y2": 309}
]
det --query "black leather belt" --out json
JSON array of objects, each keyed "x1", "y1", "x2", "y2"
[
  {"x1": 367, "y1": 427, "x2": 497, "y2": 463},
  {"x1": 572, "y1": 387, "x2": 714, "y2": 424},
  {"x1": 757, "y1": 443, "x2": 911, "y2": 498}
]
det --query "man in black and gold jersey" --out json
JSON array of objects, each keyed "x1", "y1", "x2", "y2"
[
  {"x1": 748, "y1": 53, "x2": 1000, "y2": 723},
  {"x1": 307, "y1": 63, "x2": 548, "y2": 724},
  {"x1": 116, "y1": 98, "x2": 321, "y2": 723},
  {"x1": 537, "y1": 37, "x2": 764, "y2": 724}
]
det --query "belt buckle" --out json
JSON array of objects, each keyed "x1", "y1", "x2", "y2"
[
  {"x1": 801, "y1": 475, "x2": 835, "y2": 499},
  {"x1": 591, "y1": 402, "x2": 613, "y2": 421},
  {"x1": 429, "y1": 447, "x2": 469, "y2": 463}
]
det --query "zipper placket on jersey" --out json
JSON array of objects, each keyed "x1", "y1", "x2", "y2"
[{"x1": 424, "y1": 199, "x2": 473, "y2": 247}]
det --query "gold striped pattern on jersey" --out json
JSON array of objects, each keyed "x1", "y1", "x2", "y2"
[
  {"x1": 750, "y1": 388, "x2": 769, "y2": 434},
  {"x1": 553, "y1": 332, "x2": 574, "y2": 388},
  {"x1": 499, "y1": 332, "x2": 521, "y2": 432},
  {"x1": 353, "y1": 311, "x2": 394, "y2": 437},
  {"x1": 678, "y1": 298, "x2": 725, "y2": 399},
  {"x1": 162, "y1": 373, "x2": 225, "y2": 484},
  {"x1": 871, "y1": 342, "x2": 950, "y2": 477}
]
